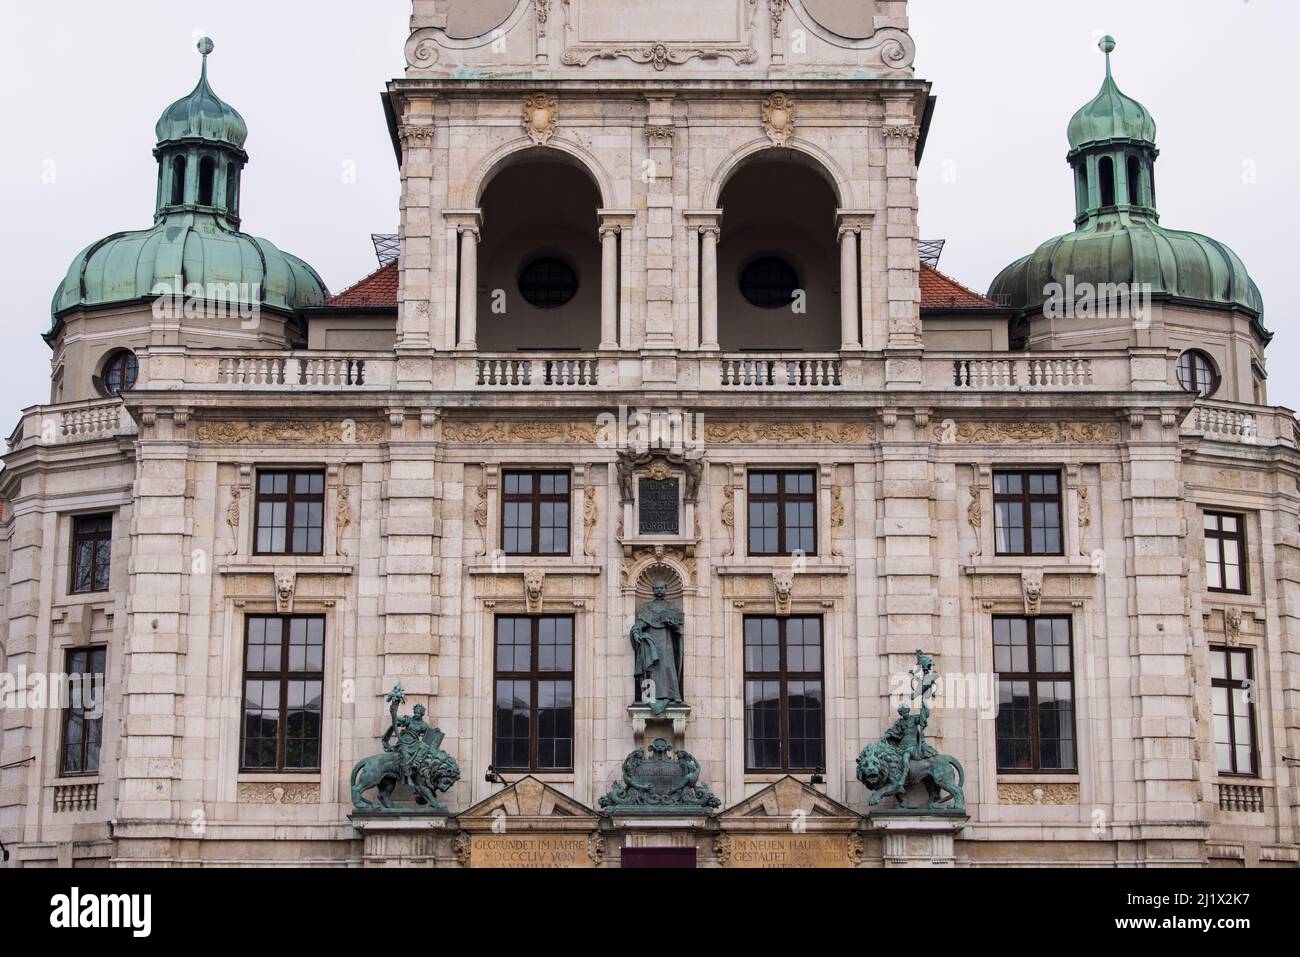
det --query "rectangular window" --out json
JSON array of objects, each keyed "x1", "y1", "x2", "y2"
[
  {"x1": 993, "y1": 470, "x2": 1063, "y2": 556},
  {"x1": 1211, "y1": 647, "x2": 1258, "y2": 776},
  {"x1": 253, "y1": 471, "x2": 325, "y2": 556},
  {"x1": 493, "y1": 616, "x2": 574, "y2": 771},
  {"x1": 743, "y1": 616, "x2": 825, "y2": 772},
  {"x1": 60, "y1": 646, "x2": 107, "y2": 776},
  {"x1": 1204, "y1": 512, "x2": 1248, "y2": 594},
  {"x1": 501, "y1": 471, "x2": 571, "y2": 556},
  {"x1": 994, "y1": 616, "x2": 1076, "y2": 772},
  {"x1": 241, "y1": 616, "x2": 324, "y2": 772},
  {"x1": 70, "y1": 514, "x2": 112, "y2": 594},
  {"x1": 747, "y1": 471, "x2": 817, "y2": 557}
]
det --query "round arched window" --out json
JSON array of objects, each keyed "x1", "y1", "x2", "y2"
[
  {"x1": 101, "y1": 350, "x2": 139, "y2": 397},
  {"x1": 519, "y1": 258, "x2": 578, "y2": 309},
  {"x1": 1177, "y1": 350, "x2": 1220, "y2": 398},
  {"x1": 740, "y1": 257, "x2": 800, "y2": 309}
]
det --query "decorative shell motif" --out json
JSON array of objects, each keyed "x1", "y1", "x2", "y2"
[
  {"x1": 762, "y1": 92, "x2": 796, "y2": 146},
  {"x1": 523, "y1": 92, "x2": 558, "y2": 145}
]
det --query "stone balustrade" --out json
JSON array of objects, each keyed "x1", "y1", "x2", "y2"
[
  {"x1": 211, "y1": 353, "x2": 391, "y2": 389},
  {"x1": 475, "y1": 355, "x2": 602, "y2": 389},
  {"x1": 53, "y1": 783, "x2": 99, "y2": 813},
  {"x1": 1217, "y1": 782, "x2": 1265, "y2": 813},
  {"x1": 717, "y1": 355, "x2": 843, "y2": 390}
]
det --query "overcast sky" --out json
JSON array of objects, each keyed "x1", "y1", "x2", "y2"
[{"x1": 1, "y1": 0, "x2": 1296, "y2": 421}]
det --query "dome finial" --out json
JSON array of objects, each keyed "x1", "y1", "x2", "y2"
[
  {"x1": 197, "y1": 36, "x2": 214, "y2": 80},
  {"x1": 1099, "y1": 35, "x2": 1116, "y2": 78}
]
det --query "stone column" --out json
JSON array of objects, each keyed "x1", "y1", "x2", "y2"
[
  {"x1": 685, "y1": 210, "x2": 723, "y2": 352},
  {"x1": 700, "y1": 225, "x2": 721, "y2": 351},
  {"x1": 838, "y1": 221, "x2": 860, "y2": 351},
  {"x1": 445, "y1": 210, "x2": 483, "y2": 351},
  {"x1": 599, "y1": 223, "x2": 620, "y2": 351}
]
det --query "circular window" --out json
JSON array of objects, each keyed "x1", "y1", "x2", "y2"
[
  {"x1": 519, "y1": 258, "x2": 578, "y2": 309},
  {"x1": 1177, "y1": 350, "x2": 1220, "y2": 398},
  {"x1": 740, "y1": 257, "x2": 800, "y2": 309},
  {"x1": 101, "y1": 350, "x2": 139, "y2": 397}
]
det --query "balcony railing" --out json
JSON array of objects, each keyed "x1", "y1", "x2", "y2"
[
  {"x1": 211, "y1": 354, "x2": 390, "y2": 389},
  {"x1": 946, "y1": 356, "x2": 1096, "y2": 390},
  {"x1": 718, "y1": 355, "x2": 843, "y2": 390},
  {"x1": 7, "y1": 399, "x2": 135, "y2": 451},
  {"x1": 476, "y1": 356, "x2": 601, "y2": 389}
]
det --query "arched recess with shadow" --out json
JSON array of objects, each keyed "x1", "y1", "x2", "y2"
[
  {"x1": 715, "y1": 153, "x2": 842, "y2": 352},
  {"x1": 475, "y1": 149, "x2": 604, "y2": 352}
]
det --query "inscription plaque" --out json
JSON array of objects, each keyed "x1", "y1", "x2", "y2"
[
  {"x1": 723, "y1": 835, "x2": 855, "y2": 868},
  {"x1": 638, "y1": 477, "x2": 680, "y2": 535},
  {"x1": 468, "y1": 834, "x2": 593, "y2": 869}
]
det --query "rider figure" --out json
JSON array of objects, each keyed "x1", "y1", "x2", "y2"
[
  {"x1": 383, "y1": 702, "x2": 431, "y2": 790},
  {"x1": 885, "y1": 703, "x2": 930, "y2": 788}
]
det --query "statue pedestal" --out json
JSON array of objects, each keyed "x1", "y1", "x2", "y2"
[
  {"x1": 627, "y1": 703, "x2": 690, "y2": 750},
  {"x1": 867, "y1": 811, "x2": 969, "y2": 868},
  {"x1": 350, "y1": 811, "x2": 455, "y2": 867}
]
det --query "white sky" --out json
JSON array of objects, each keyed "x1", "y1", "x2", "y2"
[{"x1": 0, "y1": 0, "x2": 1296, "y2": 420}]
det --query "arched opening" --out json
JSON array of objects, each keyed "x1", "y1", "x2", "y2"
[
  {"x1": 1127, "y1": 155, "x2": 1142, "y2": 206},
  {"x1": 476, "y1": 158, "x2": 603, "y2": 351},
  {"x1": 198, "y1": 156, "x2": 216, "y2": 206},
  {"x1": 1076, "y1": 165, "x2": 1090, "y2": 213},
  {"x1": 717, "y1": 156, "x2": 840, "y2": 351},
  {"x1": 1099, "y1": 156, "x2": 1116, "y2": 207},
  {"x1": 170, "y1": 156, "x2": 187, "y2": 206},
  {"x1": 226, "y1": 163, "x2": 239, "y2": 216}
]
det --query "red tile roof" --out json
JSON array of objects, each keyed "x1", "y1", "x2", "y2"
[
  {"x1": 318, "y1": 260, "x2": 998, "y2": 312},
  {"x1": 919, "y1": 264, "x2": 1000, "y2": 311},
  {"x1": 323, "y1": 261, "x2": 399, "y2": 308}
]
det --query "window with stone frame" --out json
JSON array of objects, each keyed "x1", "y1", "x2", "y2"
[
  {"x1": 993, "y1": 470, "x2": 1064, "y2": 557},
  {"x1": 743, "y1": 616, "x2": 825, "y2": 772},
  {"x1": 994, "y1": 616, "x2": 1077, "y2": 772},
  {"x1": 1211, "y1": 646, "x2": 1258, "y2": 777},
  {"x1": 59, "y1": 646, "x2": 107, "y2": 776},
  {"x1": 253, "y1": 470, "x2": 325, "y2": 556},
  {"x1": 493, "y1": 615, "x2": 574, "y2": 772},
  {"x1": 747, "y1": 470, "x2": 817, "y2": 557},
  {"x1": 70, "y1": 514, "x2": 113, "y2": 595},
  {"x1": 1204, "y1": 511, "x2": 1248, "y2": 595},
  {"x1": 501, "y1": 470, "x2": 571, "y2": 556},
  {"x1": 241, "y1": 616, "x2": 324, "y2": 772}
]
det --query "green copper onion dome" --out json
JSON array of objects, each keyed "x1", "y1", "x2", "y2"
[
  {"x1": 1066, "y1": 36, "x2": 1157, "y2": 155},
  {"x1": 48, "y1": 38, "x2": 327, "y2": 341},
  {"x1": 989, "y1": 37, "x2": 1267, "y2": 336},
  {"x1": 155, "y1": 36, "x2": 248, "y2": 151}
]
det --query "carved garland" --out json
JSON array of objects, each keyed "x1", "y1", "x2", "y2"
[
  {"x1": 335, "y1": 484, "x2": 352, "y2": 558},
  {"x1": 583, "y1": 484, "x2": 598, "y2": 557},
  {"x1": 829, "y1": 486, "x2": 845, "y2": 558},
  {"x1": 933, "y1": 422, "x2": 1122, "y2": 445},
  {"x1": 195, "y1": 420, "x2": 386, "y2": 445},
  {"x1": 704, "y1": 421, "x2": 873, "y2": 445},
  {"x1": 561, "y1": 42, "x2": 758, "y2": 71},
  {"x1": 442, "y1": 420, "x2": 598, "y2": 444}
]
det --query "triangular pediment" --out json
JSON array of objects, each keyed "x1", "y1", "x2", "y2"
[
  {"x1": 456, "y1": 776, "x2": 599, "y2": 825},
  {"x1": 718, "y1": 776, "x2": 860, "y2": 822}
]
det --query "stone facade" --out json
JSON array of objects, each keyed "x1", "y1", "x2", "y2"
[{"x1": 0, "y1": 1, "x2": 1297, "y2": 868}]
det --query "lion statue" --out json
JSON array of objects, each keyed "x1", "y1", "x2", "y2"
[
  {"x1": 856, "y1": 741, "x2": 966, "y2": 812},
  {"x1": 351, "y1": 746, "x2": 460, "y2": 813}
]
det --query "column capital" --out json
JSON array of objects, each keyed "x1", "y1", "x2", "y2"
[
  {"x1": 685, "y1": 208, "x2": 724, "y2": 227},
  {"x1": 445, "y1": 208, "x2": 483, "y2": 235},
  {"x1": 835, "y1": 208, "x2": 876, "y2": 234},
  {"x1": 597, "y1": 208, "x2": 637, "y2": 235}
]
